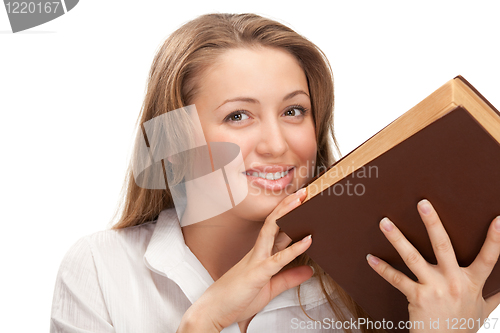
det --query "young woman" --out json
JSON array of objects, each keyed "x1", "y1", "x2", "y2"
[{"x1": 50, "y1": 13, "x2": 500, "y2": 333}]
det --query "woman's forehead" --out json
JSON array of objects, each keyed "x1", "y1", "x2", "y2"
[{"x1": 194, "y1": 47, "x2": 310, "y2": 108}]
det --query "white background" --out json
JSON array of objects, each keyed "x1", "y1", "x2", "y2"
[{"x1": 1, "y1": 0, "x2": 499, "y2": 331}]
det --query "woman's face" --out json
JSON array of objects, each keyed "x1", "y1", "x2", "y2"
[{"x1": 190, "y1": 46, "x2": 317, "y2": 221}]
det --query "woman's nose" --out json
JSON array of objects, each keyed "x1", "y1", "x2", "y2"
[{"x1": 255, "y1": 117, "x2": 288, "y2": 157}]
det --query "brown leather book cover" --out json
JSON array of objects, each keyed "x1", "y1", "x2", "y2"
[{"x1": 276, "y1": 87, "x2": 500, "y2": 332}]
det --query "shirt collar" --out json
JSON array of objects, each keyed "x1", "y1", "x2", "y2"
[
  {"x1": 143, "y1": 208, "x2": 214, "y2": 304},
  {"x1": 144, "y1": 208, "x2": 334, "y2": 311}
]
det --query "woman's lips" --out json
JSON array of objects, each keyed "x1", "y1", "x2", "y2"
[{"x1": 243, "y1": 167, "x2": 294, "y2": 191}]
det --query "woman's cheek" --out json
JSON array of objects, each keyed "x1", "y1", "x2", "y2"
[{"x1": 291, "y1": 130, "x2": 317, "y2": 175}]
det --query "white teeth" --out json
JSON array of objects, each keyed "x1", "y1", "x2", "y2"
[{"x1": 245, "y1": 169, "x2": 290, "y2": 180}]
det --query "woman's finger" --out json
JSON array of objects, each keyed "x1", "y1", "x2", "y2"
[
  {"x1": 467, "y1": 216, "x2": 500, "y2": 285},
  {"x1": 379, "y1": 217, "x2": 431, "y2": 282},
  {"x1": 262, "y1": 234, "x2": 312, "y2": 275},
  {"x1": 274, "y1": 188, "x2": 307, "y2": 220},
  {"x1": 366, "y1": 253, "x2": 416, "y2": 296},
  {"x1": 254, "y1": 188, "x2": 307, "y2": 257},
  {"x1": 268, "y1": 265, "x2": 314, "y2": 300},
  {"x1": 417, "y1": 199, "x2": 459, "y2": 274},
  {"x1": 273, "y1": 231, "x2": 292, "y2": 255}
]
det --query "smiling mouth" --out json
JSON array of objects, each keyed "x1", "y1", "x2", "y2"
[
  {"x1": 243, "y1": 169, "x2": 291, "y2": 180},
  {"x1": 241, "y1": 167, "x2": 295, "y2": 191}
]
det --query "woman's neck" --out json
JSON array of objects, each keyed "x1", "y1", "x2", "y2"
[{"x1": 181, "y1": 210, "x2": 263, "y2": 281}]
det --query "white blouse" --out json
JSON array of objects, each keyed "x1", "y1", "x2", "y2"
[{"x1": 50, "y1": 208, "x2": 360, "y2": 333}]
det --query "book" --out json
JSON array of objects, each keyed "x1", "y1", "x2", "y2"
[{"x1": 276, "y1": 76, "x2": 500, "y2": 333}]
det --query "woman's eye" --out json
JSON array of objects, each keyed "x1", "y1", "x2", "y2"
[
  {"x1": 284, "y1": 105, "x2": 308, "y2": 117},
  {"x1": 224, "y1": 110, "x2": 250, "y2": 123},
  {"x1": 224, "y1": 106, "x2": 308, "y2": 124}
]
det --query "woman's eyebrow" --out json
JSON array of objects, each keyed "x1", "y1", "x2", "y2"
[
  {"x1": 217, "y1": 97, "x2": 260, "y2": 109},
  {"x1": 216, "y1": 90, "x2": 310, "y2": 110},
  {"x1": 283, "y1": 89, "x2": 309, "y2": 101}
]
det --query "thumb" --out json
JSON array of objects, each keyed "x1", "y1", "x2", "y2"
[{"x1": 268, "y1": 265, "x2": 314, "y2": 299}]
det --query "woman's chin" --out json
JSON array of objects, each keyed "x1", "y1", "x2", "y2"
[{"x1": 233, "y1": 191, "x2": 287, "y2": 221}]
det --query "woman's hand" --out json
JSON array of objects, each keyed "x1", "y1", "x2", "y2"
[
  {"x1": 177, "y1": 188, "x2": 313, "y2": 332},
  {"x1": 367, "y1": 199, "x2": 500, "y2": 333}
]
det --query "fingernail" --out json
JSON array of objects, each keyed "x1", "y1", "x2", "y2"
[
  {"x1": 302, "y1": 234, "x2": 312, "y2": 242},
  {"x1": 366, "y1": 254, "x2": 379, "y2": 265},
  {"x1": 380, "y1": 217, "x2": 394, "y2": 232},
  {"x1": 296, "y1": 188, "x2": 307, "y2": 196},
  {"x1": 309, "y1": 265, "x2": 316, "y2": 275},
  {"x1": 418, "y1": 199, "x2": 432, "y2": 215},
  {"x1": 495, "y1": 216, "x2": 500, "y2": 231},
  {"x1": 288, "y1": 198, "x2": 300, "y2": 207}
]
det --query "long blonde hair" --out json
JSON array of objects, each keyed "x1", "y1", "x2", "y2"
[{"x1": 112, "y1": 13, "x2": 381, "y2": 333}]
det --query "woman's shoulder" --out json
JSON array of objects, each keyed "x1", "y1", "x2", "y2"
[
  {"x1": 75, "y1": 220, "x2": 156, "y2": 251},
  {"x1": 88, "y1": 219, "x2": 157, "y2": 251},
  {"x1": 59, "y1": 216, "x2": 163, "y2": 273},
  {"x1": 59, "y1": 208, "x2": 182, "y2": 272}
]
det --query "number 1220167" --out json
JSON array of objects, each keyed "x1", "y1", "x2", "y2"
[{"x1": 5, "y1": 2, "x2": 60, "y2": 14}]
